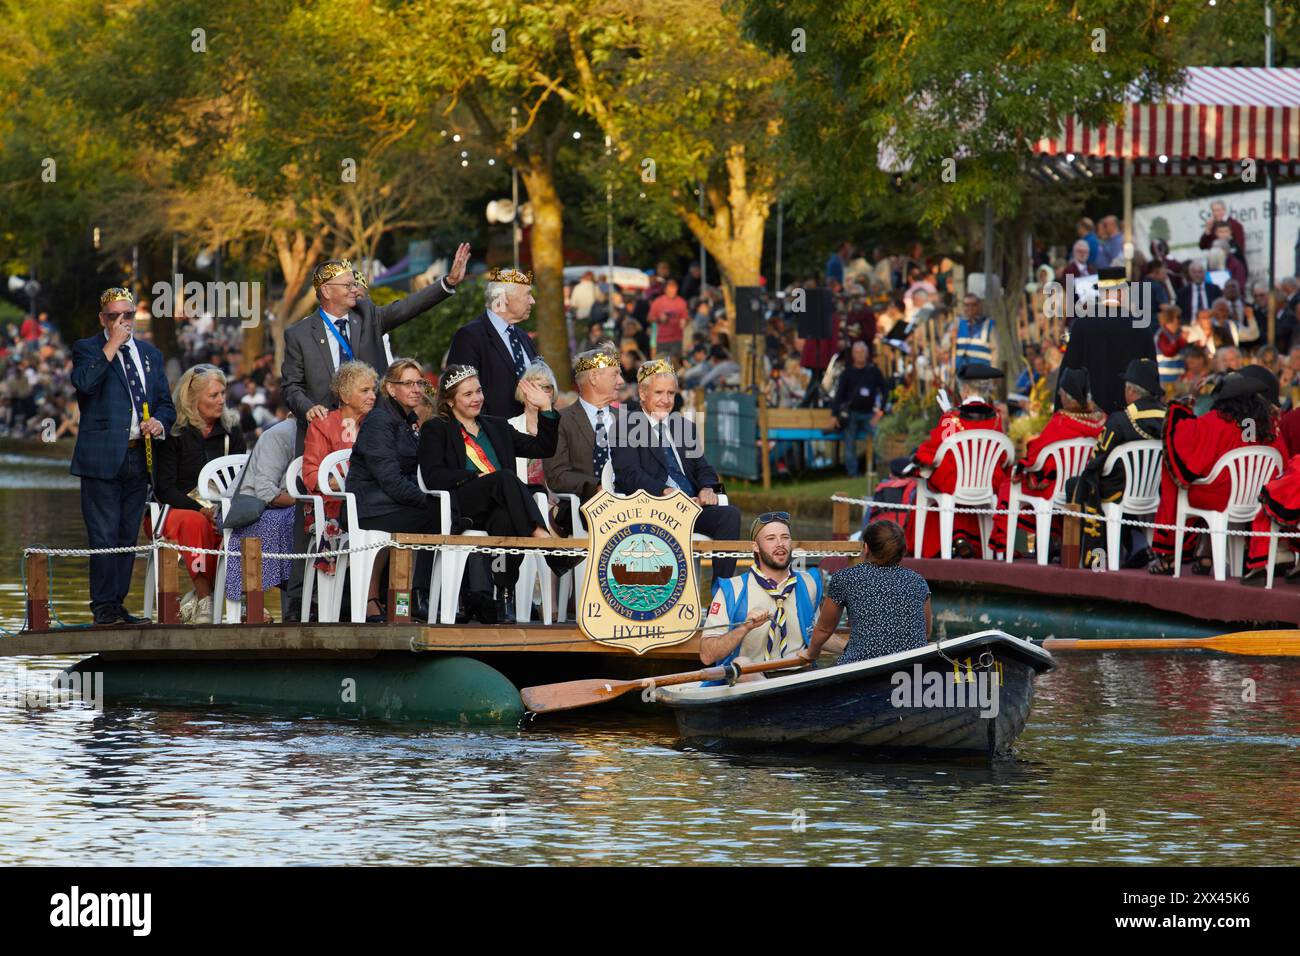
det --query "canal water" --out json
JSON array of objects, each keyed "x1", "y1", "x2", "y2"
[{"x1": 1, "y1": 452, "x2": 1297, "y2": 866}]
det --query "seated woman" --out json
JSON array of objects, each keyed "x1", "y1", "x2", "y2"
[
  {"x1": 800, "y1": 520, "x2": 931, "y2": 665},
  {"x1": 346, "y1": 358, "x2": 435, "y2": 621},
  {"x1": 506, "y1": 358, "x2": 559, "y2": 497},
  {"x1": 153, "y1": 364, "x2": 248, "y2": 623},
  {"x1": 418, "y1": 364, "x2": 558, "y2": 623},
  {"x1": 302, "y1": 361, "x2": 378, "y2": 604},
  {"x1": 222, "y1": 417, "x2": 297, "y2": 621}
]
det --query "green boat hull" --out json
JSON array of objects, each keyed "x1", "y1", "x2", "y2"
[
  {"x1": 929, "y1": 586, "x2": 1286, "y2": 642},
  {"x1": 68, "y1": 653, "x2": 522, "y2": 725}
]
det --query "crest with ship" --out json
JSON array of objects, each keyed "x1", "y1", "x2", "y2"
[{"x1": 611, "y1": 537, "x2": 675, "y2": 587}]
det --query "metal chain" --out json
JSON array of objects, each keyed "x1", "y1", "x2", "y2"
[{"x1": 830, "y1": 493, "x2": 1300, "y2": 539}]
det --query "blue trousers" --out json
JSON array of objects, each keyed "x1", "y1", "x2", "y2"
[
  {"x1": 843, "y1": 413, "x2": 875, "y2": 477},
  {"x1": 79, "y1": 446, "x2": 148, "y2": 610}
]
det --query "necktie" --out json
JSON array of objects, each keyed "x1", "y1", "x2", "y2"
[
  {"x1": 755, "y1": 571, "x2": 800, "y2": 660},
  {"x1": 658, "y1": 421, "x2": 695, "y2": 495},
  {"x1": 120, "y1": 343, "x2": 147, "y2": 420},
  {"x1": 336, "y1": 318, "x2": 351, "y2": 355},
  {"x1": 508, "y1": 325, "x2": 527, "y2": 379},
  {"x1": 593, "y1": 408, "x2": 609, "y2": 477}
]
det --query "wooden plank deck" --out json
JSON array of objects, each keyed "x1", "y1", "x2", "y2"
[{"x1": 0, "y1": 623, "x2": 702, "y2": 661}]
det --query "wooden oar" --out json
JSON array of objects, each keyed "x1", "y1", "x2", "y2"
[
  {"x1": 520, "y1": 655, "x2": 808, "y2": 714},
  {"x1": 1041, "y1": 630, "x2": 1300, "y2": 657}
]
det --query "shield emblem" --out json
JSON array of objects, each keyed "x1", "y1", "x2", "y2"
[{"x1": 578, "y1": 489, "x2": 703, "y2": 654}]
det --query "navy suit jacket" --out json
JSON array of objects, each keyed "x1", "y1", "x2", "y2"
[
  {"x1": 70, "y1": 334, "x2": 176, "y2": 480},
  {"x1": 445, "y1": 312, "x2": 538, "y2": 420},
  {"x1": 610, "y1": 412, "x2": 723, "y2": 496}
]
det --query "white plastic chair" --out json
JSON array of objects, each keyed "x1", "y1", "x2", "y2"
[
  {"x1": 1004, "y1": 438, "x2": 1095, "y2": 565},
  {"x1": 1174, "y1": 445, "x2": 1283, "y2": 581},
  {"x1": 417, "y1": 470, "x2": 485, "y2": 624},
  {"x1": 512, "y1": 453, "x2": 556, "y2": 625},
  {"x1": 1100, "y1": 440, "x2": 1163, "y2": 571},
  {"x1": 318, "y1": 449, "x2": 392, "y2": 623},
  {"x1": 913, "y1": 430, "x2": 1015, "y2": 560},
  {"x1": 1263, "y1": 516, "x2": 1299, "y2": 590},
  {"x1": 142, "y1": 499, "x2": 170, "y2": 621},
  {"x1": 198, "y1": 454, "x2": 248, "y2": 623},
  {"x1": 553, "y1": 492, "x2": 588, "y2": 622},
  {"x1": 285, "y1": 455, "x2": 337, "y2": 622}
]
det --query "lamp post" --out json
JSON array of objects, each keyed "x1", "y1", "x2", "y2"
[{"x1": 511, "y1": 107, "x2": 520, "y2": 272}]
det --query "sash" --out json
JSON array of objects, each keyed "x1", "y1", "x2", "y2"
[
  {"x1": 319, "y1": 309, "x2": 355, "y2": 362},
  {"x1": 461, "y1": 427, "x2": 497, "y2": 474}
]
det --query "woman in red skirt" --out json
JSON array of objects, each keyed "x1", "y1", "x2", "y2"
[{"x1": 152, "y1": 364, "x2": 247, "y2": 621}]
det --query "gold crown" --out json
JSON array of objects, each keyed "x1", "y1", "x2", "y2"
[
  {"x1": 353, "y1": 268, "x2": 368, "y2": 289},
  {"x1": 440, "y1": 364, "x2": 479, "y2": 390},
  {"x1": 312, "y1": 259, "x2": 355, "y2": 290},
  {"x1": 637, "y1": 358, "x2": 677, "y2": 384},
  {"x1": 485, "y1": 267, "x2": 533, "y2": 285},
  {"x1": 575, "y1": 348, "x2": 620, "y2": 373},
  {"x1": 99, "y1": 287, "x2": 134, "y2": 309}
]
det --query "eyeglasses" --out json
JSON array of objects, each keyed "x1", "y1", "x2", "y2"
[
  {"x1": 324, "y1": 280, "x2": 361, "y2": 291},
  {"x1": 102, "y1": 310, "x2": 133, "y2": 319},
  {"x1": 392, "y1": 379, "x2": 426, "y2": 388}
]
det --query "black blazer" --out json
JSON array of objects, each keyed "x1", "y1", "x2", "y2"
[
  {"x1": 418, "y1": 412, "x2": 559, "y2": 493},
  {"x1": 348, "y1": 396, "x2": 426, "y2": 519},
  {"x1": 1175, "y1": 281, "x2": 1222, "y2": 321},
  {"x1": 154, "y1": 420, "x2": 247, "y2": 511},
  {"x1": 609, "y1": 412, "x2": 723, "y2": 496},
  {"x1": 1058, "y1": 313, "x2": 1158, "y2": 415},
  {"x1": 444, "y1": 312, "x2": 539, "y2": 420}
]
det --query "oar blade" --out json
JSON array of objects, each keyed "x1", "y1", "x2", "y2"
[
  {"x1": 520, "y1": 678, "x2": 629, "y2": 714},
  {"x1": 1204, "y1": 631, "x2": 1300, "y2": 656}
]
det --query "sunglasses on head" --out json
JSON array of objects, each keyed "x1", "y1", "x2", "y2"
[{"x1": 757, "y1": 511, "x2": 791, "y2": 525}]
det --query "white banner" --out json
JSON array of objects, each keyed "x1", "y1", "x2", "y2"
[{"x1": 1133, "y1": 184, "x2": 1300, "y2": 291}]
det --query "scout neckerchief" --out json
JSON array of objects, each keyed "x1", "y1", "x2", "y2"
[
  {"x1": 461, "y1": 425, "x2": 497, "y2": 474},
  {"x1": 319, "y1": 309, "x2": 355, "y2": 362},
  {"x1": 751, "y1": 568, "x2": 799, "y2": 660}
]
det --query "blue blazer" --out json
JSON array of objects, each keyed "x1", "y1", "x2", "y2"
[
  {"x1": 70, "y1": 334, "x2": 176, "y2": 480},
  {"x1": 445, "y1": 312, "x2": 538, "y2": 420},
  {"x1": 610, "y1": 412, "x2": 723, "y2": 496}
]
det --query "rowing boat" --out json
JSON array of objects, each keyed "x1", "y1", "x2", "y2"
[{"x1": 653, "y1": 630, "x2": 1055, "y2": 758}]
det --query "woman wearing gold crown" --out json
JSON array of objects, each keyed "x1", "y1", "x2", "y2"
[{"x1": 418, "y1": 364, "x2": 558, "y2": 623}]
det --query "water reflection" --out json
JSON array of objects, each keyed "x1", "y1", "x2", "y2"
[{"x1": 0, "y1": 466, "x2": 1298, "y2": 865}]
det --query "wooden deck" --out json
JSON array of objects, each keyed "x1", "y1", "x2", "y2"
[{"x1": 1, "y1": 622, "x2": 702, "y2": 661}]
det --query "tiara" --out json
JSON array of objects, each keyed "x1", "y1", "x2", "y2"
[
  {"x1": 485, "y1": 267, "x2": 533, "y2": 285},
  {"x1": 99, "y1": 287, "x2": 134, "y2": 308},
  {"x1": 440, "y1": 364, "x2": 479, "y2": 390},
  {"x1": 574, "y1": 349, "x2": 620, "y2": 373},
  {"x1": 637, "y1": 358, "x2": 676, "y2": 384},
  {"x1": 312, "y1": 259, "x2": 355, "y2": 290}
]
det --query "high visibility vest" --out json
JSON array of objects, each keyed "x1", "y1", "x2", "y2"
[
  {"x1": 1157, "y1": 352, "x2": 1185, "y2": 385},
  {"x1": 955, "y1": 317, "x2": 994, "y2": 369}
]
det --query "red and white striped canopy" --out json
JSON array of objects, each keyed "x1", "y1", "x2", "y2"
[{"x1": 1033, "y1": 67, "x2": 1300, "y2": 163}]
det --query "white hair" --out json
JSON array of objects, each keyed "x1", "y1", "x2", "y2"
[
  {"x1": 487, "y1": 281, "x2": 528, "y2": 313},
  {"x1": 959, "y1": 379, "x2": 996, "y2": 401}
]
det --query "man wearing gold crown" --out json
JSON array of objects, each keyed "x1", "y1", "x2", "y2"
[
  {"x1": 282, "y1": 243, "x2": 470, "y2": 441},
  {"x1": 71, "y1": 287, "x2": 176, "y2": 625},
  {"x1": 543, "y1": 343, "x2": 622, "y2": 507},
  {"x1": 610, "y1": 358, "x2": 742, "y2": 590},
  {"x1": 446, "y1": 267, "x2": 539, "y2": 419}
]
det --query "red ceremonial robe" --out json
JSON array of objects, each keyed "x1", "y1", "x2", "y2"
[
  {"x1": 989, "y1": 410, "x2": 1105, "y2": 555},
  {"x1": 1152, "y1": 403, "x2": 1286, "y2": 558},
  {"x1": 911, "y1": 399, "x2": 1007, "y2": 558}
]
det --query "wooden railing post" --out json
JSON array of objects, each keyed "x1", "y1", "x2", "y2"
[
  {"x1": 25, "y1": 552, "x2": 48, "y2": 631},
  {"x1": 387, "y1": 546, "x2": 412, "y2": 624},
  {"x1": 1061, "y1": 503, "x2": 1082, "y2": 570},
  {"x1": 241, "y1": 537, "x2": 262, "y2": 624},
  {"x1": 832, "y1": 495, "x2": 850, "y2": 540},
  {"x1": 159, "y1": 546, "x2": 180, "y2": 624}
]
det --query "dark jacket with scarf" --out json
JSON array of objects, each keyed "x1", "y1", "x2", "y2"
[
  {"x1": 349, "y1": 396, "x2": 426, "y2": 519},
  {"x1": 154, "y1": 419, "x2": 246, "y2": 510},
  {"x1": 417, "y1": 411, "x2": 559, "y2": 493}
]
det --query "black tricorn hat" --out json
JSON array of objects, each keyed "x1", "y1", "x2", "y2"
[
  {"x1": 1239, "y1": 364, "x2": 1280, "y2": 407},
  {"x1": 1123, "y1": 357, "x2": 1161, "y2": 396},
  {"x1": 1211, "y1": 372, "x2": 1269, "y2": 404},
  {"x1": 1058, "y1": 367, "x2": 1090, "y2": 405},
  {"x1": 1097, "y1": 266, "x2": 1127, "y2": 289},
  {"x1": 957, "y1": 362, "x2": 1005, "y2": 380}
]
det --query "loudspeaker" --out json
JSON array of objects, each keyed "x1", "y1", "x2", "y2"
[
  {"x1": 796, "y1": 287, "x2": 834, "y2": 339},
  {"x1": 734, "y1": 286, "x2": 764, "y2": 334}
]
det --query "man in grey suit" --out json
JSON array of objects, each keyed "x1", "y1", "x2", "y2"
[
  {"x1": 279, "y1": 243, "x2": 469, "y2": 619},
  {"x1": 282, "y1": 243, "x2": 471, "y2": 428},
  {"x1": 543, "y1": 344, "x2": 622, "y2": 523}
]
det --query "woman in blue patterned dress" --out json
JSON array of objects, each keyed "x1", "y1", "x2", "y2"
[{"x1": 800, "y1": 520, "x2": 931, "y2": 665}]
